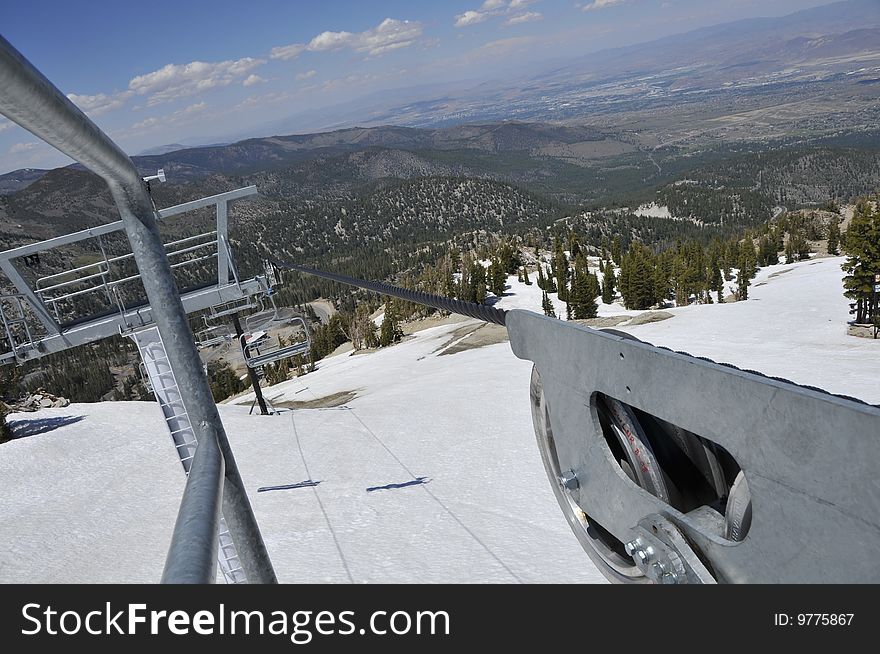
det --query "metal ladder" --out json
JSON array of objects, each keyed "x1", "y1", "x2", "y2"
[
  {"x1": 0, "y1": 295, "x2": 37, "y2": 362},
  {"x1": 131, "y1": 326, "x2": 247, "y2": 584}
]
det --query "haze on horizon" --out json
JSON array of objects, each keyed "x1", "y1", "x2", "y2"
[{"x1": 0, "y1": 0, "x2": 842, "y2": 173}]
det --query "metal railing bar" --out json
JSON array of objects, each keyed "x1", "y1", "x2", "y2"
[{"x1": 0, "y1": 34, "x2": 275, "y2": 584}]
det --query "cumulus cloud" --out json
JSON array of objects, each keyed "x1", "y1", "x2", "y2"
[
  {"x1": 296, "y1": 70, "x2": 318, "y2": 80},
  {"x1": 270, "y1": 18, "x2": 424, "y2": 60},
  {"x1": 455, "y1": 1, "x2": 541, "y2": 28},
  {"x1": 128, "y1": 57, "x2": 265, "y2": 106},
  {"x1": 242, "y1": 74, "x2": 267, "y2": 87},
  {"x1": 66, "y1": 91, "x2": 133, "y2": 116},
  {"x1": 581, "y1": 0, "x2": 627, "y2": 11},
  {"x1": 455, "y1": 10, "x2": 492, "y2": 28},
  {"x1": 505, "y1": 11, "x2": 543, "y2": 26}
]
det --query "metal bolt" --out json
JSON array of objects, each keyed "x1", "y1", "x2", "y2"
[
  {"x1": 625, "y1": 539, "x2": 640, "y2": 556},
  {"x1": 559, "y1": 469, "x2": 579, "y2": 491},
  {"x1": 636, "y1": 550, "x2": 649, "y2": 563},
  {"x1": 658, "y1": 572, "x2": 679, "y2": 585}
]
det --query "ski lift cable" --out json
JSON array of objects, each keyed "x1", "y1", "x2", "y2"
[{"x1": 269, "y1": 258, "x2": 508, "y2": 327}]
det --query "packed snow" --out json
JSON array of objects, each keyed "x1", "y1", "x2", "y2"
[
  {"x1": 634, "y1": 202, "x2": 674, "y2": 219},
  {"x1": 1, "y1": 253, "x2": 876, "y2": 584},
  {"x1": 0, "y1": 322, "x2": 605, "y2": 584}
]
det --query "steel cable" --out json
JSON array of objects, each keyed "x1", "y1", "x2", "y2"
[{"x1": 269, "y1": 258, "x2": 508, "y2": 326}]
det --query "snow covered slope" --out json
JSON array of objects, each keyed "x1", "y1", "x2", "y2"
[
  {"x1": 1, "y1": 254, "x2": 875, "y2": 584},
  {"x1": 494, "y1": 255, "x2": 878, "y2": 404},
  {"x1": 0, "y1": 323, "x2": 605, "y2": 584},
  {"x1": 612, "y1": 257, "x2": 880, "y2": 405}
]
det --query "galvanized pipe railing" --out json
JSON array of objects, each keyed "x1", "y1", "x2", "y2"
[{"x1": 0, "y1": 34, "x2": 276, "y2": 583}]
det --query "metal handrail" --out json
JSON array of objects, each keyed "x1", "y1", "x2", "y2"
[{"x1": 0, "y1": 34, "x2": 276, "y2": 583}]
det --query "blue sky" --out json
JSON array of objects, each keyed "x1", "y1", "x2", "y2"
[{"x1": 0, "y1": 0, "x2": 835, "y2": 173}]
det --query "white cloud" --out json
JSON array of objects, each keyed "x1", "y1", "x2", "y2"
[
  {"x1": 130, "y1": 102, "x2": 207, "y2": 132},
  {"x1": 66, "y1": 91, "x2": 132, "y2": 116},
  {"x1": 0, "y1": 119, "x2": 14, "y2": 133},
  {"x1": 242, "y1": 74, "x2": 267, "y2": 87},
  {"x1": 271, "y1": 18, "x2": 424, "y2": 60},
  {"x1": 455, "y1": 1, "x2": 541, "y2": 28},
  {"x1": 455, "y1": 11, "x2": 492, "y2": 28},
  {"x1": 128, "y1": 57, "x2": 265, "y2": 106},
  {"x1": 505, "y1": 11, "x2": 543, "y2": 26},
  {"x1": 269, "y1": 43, "x2": 307, "y2": 61},
  {"x1": 296, "y1": 70, "x2": 318, "y2": 81},
  {"x1": 582, "y1": 0, "x2": 627, "y2": 11},
  {"x1": 9, "y1": 142, "x2": 40, "y2": 154}
]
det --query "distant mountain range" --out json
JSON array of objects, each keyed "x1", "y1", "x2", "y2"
[
  {"x1": 0, "y1": 168, "x2": 48, "y2": 195},
  {"x1": 2, "y1": 0, "x2": 877, "y2": 195},
  {"x1": 259, "y1": 0, "x2": 880, "y2": 135}
]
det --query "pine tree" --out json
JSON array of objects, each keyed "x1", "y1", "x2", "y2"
[
  {"x1": 611, "y1": 237, "x2": 622, "y2": 266},
  {"x1": 541, "y1": 291, "x2": 556, "y2": 318},
  {"x1": 488, "y1": 258, "x2": 506, "y2": 296},
  {"x1": 522, "y1": 267, "x2": 532, "y2": 285},
  {"x1": 602, "y1": 261, "x2": 615, "y2": 304},
  {"x1": 842, "y1": 201, "x2": 880, "y2": 324},
  {"x1": 545, "y1": 264, "x2": 557, "y2": 293},
  {"x1": 736, "y1": 241, "x2": 756, "y2": 301},
  {"x1": 569, "y1": 255, "x2": 598, "y2": 320},
  {"x1": 552, "y1": 238, "x2": 569, "y2": 301},
  {"x1": 379, "y1": 303, "x2": 403, "y2": 347},
  {"x1": 827, "y1": 218, "x2": 840, "y2": 256}
]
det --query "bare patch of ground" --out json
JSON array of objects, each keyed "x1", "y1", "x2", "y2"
[
  {"x1": 848, "y1": 324, "x2": 878, "y2": 340},
  {"x1": 626, "y1": 311, "x2": 674, "y2": 326},
  {"x1": 402, "y1": 312, "x2": 469, "y2": 336},
  {"x1": 272, "y1": 390, "x2": 358, "y2": 409},
  {"x1": 572, "y1": 316, "x2": 631, "y2": 328},
  {"x1": 435, "y1": 323, "x2": 509, "y2": 356}
]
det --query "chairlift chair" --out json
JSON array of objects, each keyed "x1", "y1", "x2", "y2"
[
  {"x1": 239, "y1": 295, "x2": 312, "y2": 368},
  {"x1": 195, "y1": 323, "x2": 233, "y2": 350}
]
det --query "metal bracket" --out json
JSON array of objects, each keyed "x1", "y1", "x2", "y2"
[{"x1": 626, "y1": 514, "x2": 717, "y2": 584}]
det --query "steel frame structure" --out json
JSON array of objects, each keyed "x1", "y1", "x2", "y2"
[
  {"x1": 0, "y1": 34, "x2": 276, "y2": 584},
  {"x1": 0, "y1": 186, "x2": 263, "y2": 364}
]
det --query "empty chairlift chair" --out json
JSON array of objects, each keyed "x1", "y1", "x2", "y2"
[{"x1": 239, "y1": 294, "x2": 312, "y2": 369}]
